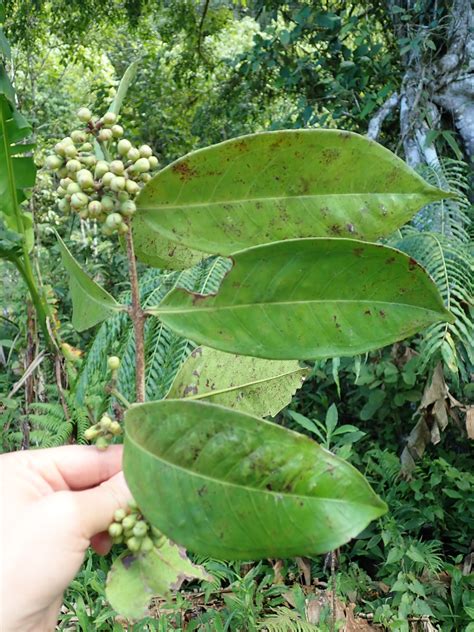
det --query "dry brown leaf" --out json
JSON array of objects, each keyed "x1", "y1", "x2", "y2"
[
  {"x1": 296, "y1": 556, "x2": 312, "y2": 586},
  {"x1": 466, "y1": 406, "x2": 474, "y2": 439}
]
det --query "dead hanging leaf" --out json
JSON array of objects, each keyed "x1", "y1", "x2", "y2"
[
  {"x1": 466, "y1": 406, "x2": 474, "y2": 439},
  {"x1": 296, "y1": 556, "x2": 312, "y2": 586}
]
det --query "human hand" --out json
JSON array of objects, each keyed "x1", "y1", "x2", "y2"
[{"x1": 0, "y1": 445, "x2": 131, "y2": 632}]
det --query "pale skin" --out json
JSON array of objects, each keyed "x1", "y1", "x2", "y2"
[{"x1": 0, "y1": 445, "x2": 132, "y2": 631}]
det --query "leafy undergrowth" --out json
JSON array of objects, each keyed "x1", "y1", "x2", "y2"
[{"x1": 57, "y1": 443, "x2": 474, "y2": 632}]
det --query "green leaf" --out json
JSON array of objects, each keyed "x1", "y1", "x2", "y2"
[
  {"x1": 166, "y1": 346, "x2": 308, "y2": 418},
  {"x1": 106, "y1": 537, "x2": 211, "y2": 620},
  {"x1": 55, "y1": 231, "x2": 125, "y2": 331},
  {"x1": 108, "y1": 60, "x2": 140, "y2": 116},
  {"x1": 288, "y1": 410, "x2": 323, "y2": 438},
  {"x1": 325, "y1": 404, "x2": 338, "y2": 433},
  {"x1": 123, "y1": 399, "x2": 387, "y2": 559},
  {"x1": 135, "y1": 129, "x2": 452, "y2": 257},
  {"x1": 150, "y1": 238, "x2": 454, "y2": 360}
]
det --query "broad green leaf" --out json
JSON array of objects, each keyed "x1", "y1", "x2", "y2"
[
  {"x1": 108, "y1": 59, "x2": 139, "y2": 116},
  {"x1": 131, "y1": 210, "x2": 208, "y2": 269},
  {"x1": 55, "y1": 231, "x2": 125, "y2": 331},
  {"x1": 0, "y1": 214, "x2": 23, "y2": 261},
  {"x1": 124, "y1": 399, "x2": 387, "y2": 559},
  {"x1": 106, "y1": 536, "x2": 211, "y2": 620},
  {"x1": 149, "y1": 238, "x2": 454, "y2": 360},
  {"x1": 166, "y1": 345, "x2": 309, "y2": 417},
  {"x1": 135, "y1": 129, "x2": 453, "y2": 257}
]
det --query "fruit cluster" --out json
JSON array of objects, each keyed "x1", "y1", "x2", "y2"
[
  {"x1": 45, "y1": 107, "x2": 159, "y2": 235},
  {"x1": 109, "y1": 500, "x2": 164, "y2": 553},
  {"x1": 84, "y1": 412, "x2": 122, "y2": 450}
]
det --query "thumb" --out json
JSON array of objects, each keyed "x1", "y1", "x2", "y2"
[{"x1": 73, "y1": 471, "x2": 132, "y2": 538}]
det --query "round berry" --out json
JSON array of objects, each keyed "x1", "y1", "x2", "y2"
[
  {"x1": 114, "y1": 508, "x2": 127, "y2": 522},
  {"x1": 101, "y1": 196, "x2": 115, "y2": 212},
  {"x1": 107, "y1": 356, "x2": 121, "y2": 370},
  {"x1": 133, "y1": 521, "x2": 149, "y2": 538},
  {"x1": 125, "y1": 180, "x2": 140, "y2": 195},
  {"x1": 127, "y1": 147, "x2": 140, "y2": 162},
  {"x1": 122, "y1": 514, "x2": 137, "y2": 530},
  {"x1": 102, "y1": 111, "x2": 118, "y2": 127},
  {"x1": 45, "y1": 155, "x2": 63, "y2": 170},
  {"x1": 94, "y1": 161, "x2": 109, "y2": 179},
  {"x1": 148, "y1": 156, "x2": 159, "y2": 169},
  {"x1": 106, "y1": 213, "x2": 123, "y2": 229},
  {"x1": 110, "y1": 160, "x2": 125, "y2": 175},
  {"x1": 98, "y1": 128, "x2": 113, "y2": 142},
  {"x1": 71, "y1": 192, "x2": 89, "y2": 208},
  {"x1": 108, "y1": 523, "x2": 123, "y2": 538},
  {"x1": 127, "y1": 537, "x2": 141, "y2": 553},
  {"x1": 77, "y1": 107, "x2": 92, "y2": 123},
  {"x1": 95, "y1": 436, "x2": 109, "y2": 451},
  {"x1": 110, "y1": 176, "x2": 126, "y2": 192},
  {"x1": 141, "y1": 537, "x2": 154, "y2": 552},
  {"x1": 135, "y1": 158, "x2": 150, "y2": 173},
  {"x1": 112, "y1": 124, "x2": 124, "y2": 138},
  {"x1": 139, "y1": 145, "x2": 153, "y2": 158},
  {"x1": 88, "y1": 200, "x2": 103, "y2": 217},
  {"x1": 66, "y1": 159, "x2": 82, "y2": 173},
  {"x1": 67, "y1": 182, "x2": 81, "y2": 195},
  {"x1": 121, "y1": 200, "x2": 136, "y2": 217},
  {"x1": 71, "y1": 130, "x2": 87, "y2": 144},
  {"x1": 117, "y1": 139, "x2": 132, "y2": 156},
  {"x1": 101, "y1": 172, "x2": 115, "y2": 187}
]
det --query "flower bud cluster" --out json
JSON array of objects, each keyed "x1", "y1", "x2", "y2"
[
  {"x1": 109, "y1": 499, "x2": 165, "y2": 553},
  {"x1": 45, "y1": 108, "x2": 160, "y2": 236},
  {"x1": 84, "y1": 413, "x2": 122, "y2": 450}
]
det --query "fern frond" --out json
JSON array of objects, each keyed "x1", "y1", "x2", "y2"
[{"x1": 258, "y1": 607, "x2": 319, "y2": 631}]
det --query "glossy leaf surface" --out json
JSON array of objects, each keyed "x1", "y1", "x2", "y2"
[
  {"x1": 106, "y1": 537, "x2": 211, "y2": 619},
  {"x1": 167, "y1": 345, "x2": 308, "y2": 417},
  {"x1": 135, "y1": 129, "x2": 452, "y2": 257},
  {"x1": 150, "y1": 238, "x2": 453, "y2": 360},
  {"x1": 124, "y1": 399, "x2": 387, "y2": 559},
  {"x1": 55, "y1": 232, "x2": 125, "y2": 331}
]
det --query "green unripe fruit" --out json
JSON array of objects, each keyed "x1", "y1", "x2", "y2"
[
  {"x1": 148, "y1": 156, "x2": 159, "y2": 169},
  {"x1": 57, "y1": 198, "x2": 71, "y2": 213},
  {"x1": 64, "y1": 144, "x2": 78, "y2": 158},
  {"x1": 94, "y1": 161, "x2": 109, "y2": 179},
  {"x1": 110, "y1": 176, "x2": 126, "y2": 191},
  {"x1": 84, "y1": 426, "x2": 100, "y2": 441},
  {"x1": 128, "y1": 498, "x2": 138, "y2": 510},
  {"x1": 46, "y1": 155, "x2": 63, "y2": 170},
  {"x1": 121, "y1": 200, "x2": 136, "y2": 217},
  {"x1": 117, "y1": 139, "x2": 132, "y2": 156},
  {"x1": 141, "y1": 173, "x2": 152, "y2": 183},
  {"x1": 60, "y1": 177, "x2": 73, "y2": 188},
  {"x1": 101, "y1": 172, "x2": 115, "y2": 187},
  {"x1": 95, "y1": 436, "x2": 109, "y2": 451},
  {"x1": 112, "y1": 124, "x2": 124, "y2": 137},
  {"x1": 57, "y1": 187, "x2": 67, "y2": 197},
  {"x1": 108, "y1": 523, "x2": 123, "y2": 538},
  {"x1": 98, "y1": 128, "x2": 113, "y2": 142},
  {"x1": 127, "y1": 537, "x2": 141, "y2": 553},
  {"x1": 101, "y1": 196, "x2": 115, "y2": 212},
  {"x1": 133, "y1": 521, "x2": 148, "y2": 538},
  {"x1": 141, "y1": 537, "x2": 154, "y2": 552},
  {"x1": 122, "y1": 514, "x2": 137, "y2": 530},
  {"x1": 54, "y1": 142, "x2": 66, "y2": 156},
  {"x1": 58, "y1": 167, "x2": 69, "y2": 178},
  {"x1": 100, "y1": 415, "x2": 112, "y2": 430},
  {"x1": 107, "y1": 356, "x2": 121, "y2": 370},
  {"x1": 106, "y1": 212, "x2": 122, "y2": 229},
  {"x1": 139, "y1": 145, "x2": 153, "y2": 158},
  {"x1": 71, "y1": 130, "x2": 87, "y2": 144},
  {"x1": 81, "y1": 155, "x2": 97, "y2": 167},
  {"x1": 71, "y1": 192, "x2": 89, "y2": 208},
  {"x1": 102, "y1": 226, "x2": 114, "y2": 237},
  {"x1": 62, "y1": 136, "x2": 74, "y2": 147},
  {"x1": 67, "y1": 182, "x2": 81, "y2": 195},
  {"x1": 125, "y1": 179, "x2": 140, "y2": 195},
  {"x1": 117, "y1": 191, "x2": 129, "y2": 203},
  {"x1": 77, "y1": 169, "x2": 94, "y2": 189},
  {"x1": 110, "y1": 160, "x2": 124, "y2": 175},
  {"x1": 110, "y1": 421, "x2": 122, "y2": 435},
  {"x1": 135, "y1": 158, "x2": 150, "y2": 173},
  {"x1": 114, "y1": 508, "x2": 127, "y2": 522},
  {"x1": 78, "y1": 107, "x2": 92, "y2": 122},
  {"x1": 66, "y1": 159, "x2": 81, "y2": 173},
  {"x1": 79, "y1": 209, "x2": 89, "y2": 220},
  {"x1": 127, "y1": 147, "x2": 140, "y2": 162},
  {"x1": 88, "y1": 200, "x2": 103, "y2": 217},
  {"x1": 80, "y1": 142, "x2": 93, "y2": 152},
  {"x1": 118, "y1": 222, "x2": 129, "y2": 234},
  {"x1": 102, "y1": 111, "x2": 117, "y2": 126}
]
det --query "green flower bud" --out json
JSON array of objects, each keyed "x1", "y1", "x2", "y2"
[
  {"x1": 100, "y1": 415, "x2": 113, "y2": 430},
  {"x1": 139, "y1": 145, "x2": 153, "y2": 158},
  {"x1": 98, "y1": 128, "x2": 113, "y2": 142},
  {"x1": 64, "y1": 144, "x2": 78, "y2": 158},
  {"x1": 120, "y1": 200, "x2": 136, "y2": 217},
  {"x1": 94, "y1": 161, "x2": 109, "y2": 179},
  {"x1": 71, "y1": 192, "x2": 89, "y2": 208},
  {"x1": 141, "y1": 537, "x2": 154, "y2": 552},
  {"x1": 102, "y1": 111, "x2": 118, "y2": 127},
  {"x1": 95, "y1": 436, "x2": 109, "y2": 451},
  {"x1": 78, "y1": 107, "x2": 92, "y2": 123},
  {"x1": 101, "y1": 172, "x2": 115, "y2": 187},
  {"x1": 71, "y1": 130, "x2": 87, "y2": 144},
  {"x1": 101, "y1": 196, "x2": 115, "y2": 212},
  {"x1": 114, "y1": 508, "x2": 127, "y2": 522},
  {"x1": 46, "y1": 155, "x2": 63, "y2": 170},
  {"x1": 122, "y1": 514, "x2": 137, "y2": 530},
  {"x1": 133, "y1": 521, "x2": 149, "y2": 538},
  {"x1": 110, "y1": 176, "x2": 126, "y2": 191},
  {"x1": 125, "y1": 179, "x2": 140, "y2": 195},
  {"x1": 108, "y1": 523, "x2": 123, "y2": 538},
  {"x1": 80, "y1": 142, "x2": 93, "y2": 152},
  {"x1": 106, "y1": 212, "x2": 123, "y2": 229},
  {"x1": 111, "y1": 124, "x2": 124, "y2": 138},
  {"x1": 110, "y1": 421, "x2": 122, "y2": 435},
  {"x1": 127, "y1": 147, "x2": 140, "y2": 162},
  {"x1": 77, "y1": 169, "x2": 94, "y2": 190},
  {"x1": 107, "y1": 356, "x2": 121, "y2": 370},
  {"x1": 117, "y1": 139, "x2": 132, "y2": 156},
  {"x1": 141, "y1": 173, "x2": 152, "y2": 183},
  {"x1": 135, "y1": 158, "x2": 150, "y2": 173},
  {"x1": 148, "y1": 156, "x2": 159, "y2": 169},
  {"x1": 110, "y1": 160, "x2": 124, "y2": 175},
  {"x1": 127, "y1": 536, "x2": 141, "y2": 553},
  {"x1": 88, "y1": 200, "x2": 103, "y2": 217},
  {"x1": 67, "y1": 182, "x2": 82, "y2": 195},
  {"x1": 66, "y1": 159, "x2": 82, "y2": 173},
  {"x1": 84, "y1": 426, "x2": 100, "y2": 441}
]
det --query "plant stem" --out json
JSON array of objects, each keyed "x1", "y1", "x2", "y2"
[
  {"x1": 14, "y1": 257, "x2": 51, "y2": 344},
  {"x1": 110, "y1": 388, "x2": 131, "y2": 409},
  {"x1": 125, "y1": 223, "x2": 146, "y2": 403}
]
